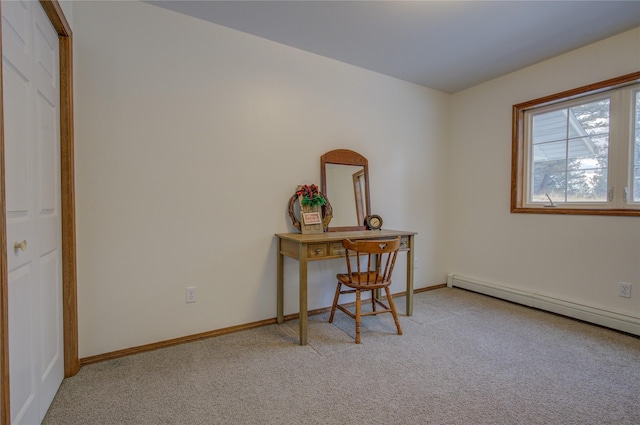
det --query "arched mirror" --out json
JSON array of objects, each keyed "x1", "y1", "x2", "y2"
[{"x1": 321, "y1": 149, "x2": 370, "y2": 231}]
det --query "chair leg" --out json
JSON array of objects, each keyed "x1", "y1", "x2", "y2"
[
  {"x1": 371, "y1": 289, "x2": 376, "y2": 312},
  {"x1": 384, "y1": 287, "x2": 403, "y2": 336},
  {"x1": 355, "y1": 289, "x2": 361, "y2": 344},
  {"x1": 329, "y1": 282, "x2": 342, "y2": 323}
]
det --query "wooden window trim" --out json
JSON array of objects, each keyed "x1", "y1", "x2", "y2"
[{"x1": 511, "y1": 71, "x2": 640, "y2": 217}]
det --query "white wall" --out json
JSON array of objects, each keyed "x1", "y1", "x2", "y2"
[
  {"x1": 449, "y1": 28, "x2": 640, "y2": 318},
  {"x1": 74, "y1": 1, "x2": 450, "y2": 357},
  {"x1": 59, "y1": 1, "x2": 73, "y2": 29}
]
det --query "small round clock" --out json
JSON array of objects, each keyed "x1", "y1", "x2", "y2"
[{"x1": 365, "y1": 214, "x2": 383, "y2": 230}]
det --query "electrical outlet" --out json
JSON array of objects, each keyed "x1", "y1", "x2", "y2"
[
  {"x1": 618, "y1": 282, "x2": 631, "y2": 298},
  {"x1": 186, "y1": 286, "x2": 196, "y2": 303}
]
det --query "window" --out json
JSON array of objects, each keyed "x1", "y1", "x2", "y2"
[{"x1": 511, "y1": 72, "x2": 640, "y2": 216}]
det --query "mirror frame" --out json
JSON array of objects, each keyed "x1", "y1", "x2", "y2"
[{"x1": 321, "y1": 149, "x2": 371, "y2": 231}]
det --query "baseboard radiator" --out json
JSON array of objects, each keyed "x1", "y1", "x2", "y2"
[{"x1": 447, "y1": 273, "x2": 640, "y2": 337}]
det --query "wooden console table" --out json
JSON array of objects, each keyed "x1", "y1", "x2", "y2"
[{"x1": 275, "y1": 229, "x2": 417, "y2": 345}]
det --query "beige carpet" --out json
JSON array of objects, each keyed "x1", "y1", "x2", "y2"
[{"x1": 43, "y1": 288, "x2": 640, "y2": 424}]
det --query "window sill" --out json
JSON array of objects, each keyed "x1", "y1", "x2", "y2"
[{"x1": 511, "y1": 206, "x2": 640, "y2": 217}]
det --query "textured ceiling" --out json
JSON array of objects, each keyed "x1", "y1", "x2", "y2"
[{"x1": 146, "y1": 1, "x2": 640, "y2": 93}]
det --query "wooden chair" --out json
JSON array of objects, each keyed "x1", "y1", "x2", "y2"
[{"x1": 329, "y1": 237, "x2": 403, "y2": 343}]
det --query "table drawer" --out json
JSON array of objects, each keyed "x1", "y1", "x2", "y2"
[
  {"x1": 307, "y1": 243, "x2": 328, "y2": 258},
  {"x1": 330, "y1": 242, "x2": 346, "y2": 256}
]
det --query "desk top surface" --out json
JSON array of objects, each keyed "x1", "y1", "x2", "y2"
[{"x1": 275, "y1": 229, "x2": 416, "y2": 243}]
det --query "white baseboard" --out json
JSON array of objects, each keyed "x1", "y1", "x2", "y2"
[{"x1": 447, "y1": 273, "x2": 640, "y2": 336}]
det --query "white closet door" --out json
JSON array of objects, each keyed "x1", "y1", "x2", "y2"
[{"x1": 2, "y1": 0, "x2": 63, "y2": 423}]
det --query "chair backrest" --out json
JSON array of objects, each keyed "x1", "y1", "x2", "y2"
[{"x1": 342, "y1": 237, "x2": 401, "y2": 285}]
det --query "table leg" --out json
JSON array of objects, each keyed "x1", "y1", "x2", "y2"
[
  {"x1": 406, "y1": 235, "x2": 414, "y2": 316},
  {"x1": 298, "y1": 244, "x2": 308, "y2": 345},
  {"x1": 277, "y1": 238, "x2": 284, "y2": 324}
]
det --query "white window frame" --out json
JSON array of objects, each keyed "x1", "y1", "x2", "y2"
[{"x1": 511, "y1": 72, "x2": 640, "y2": 216}]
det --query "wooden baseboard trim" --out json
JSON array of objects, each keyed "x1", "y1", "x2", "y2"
[
  {"x1": 414, "y1": 283, "x2": 447, "y2": 294},
  {"x1": 80, "y1": 283, "x2": 447, "y2": 366},
  {"x1": 79, "y1": 317, "x2": 280, "y2": 366}
]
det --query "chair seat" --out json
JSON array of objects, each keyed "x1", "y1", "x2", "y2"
[{"x1": 337, "y1": 272, "x2": 389, "y2": 290}]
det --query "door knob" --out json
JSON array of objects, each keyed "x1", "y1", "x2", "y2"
[{"x1": 14, "y1": 240, "x2": 27, "y2": 252}]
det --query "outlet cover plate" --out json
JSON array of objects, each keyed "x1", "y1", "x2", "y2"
[
  {"x1": 618, "y1": 282, "x2": 632, "y2": 298},
  {"x1": 186, "y1": 286, "x2": 196, "y2": 303}
]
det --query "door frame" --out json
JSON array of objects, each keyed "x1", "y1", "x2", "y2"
[{"x1": 0, "y1": 1, "x2": 77, "y2": 423}]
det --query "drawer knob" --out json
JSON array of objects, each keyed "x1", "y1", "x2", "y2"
[{"x1": 315, "y1": 249, "x2": 322, "y2": 254}]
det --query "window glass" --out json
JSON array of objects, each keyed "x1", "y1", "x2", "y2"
[{"x1": 530, "y1": 99, "x2": 610, "y2": 203}]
